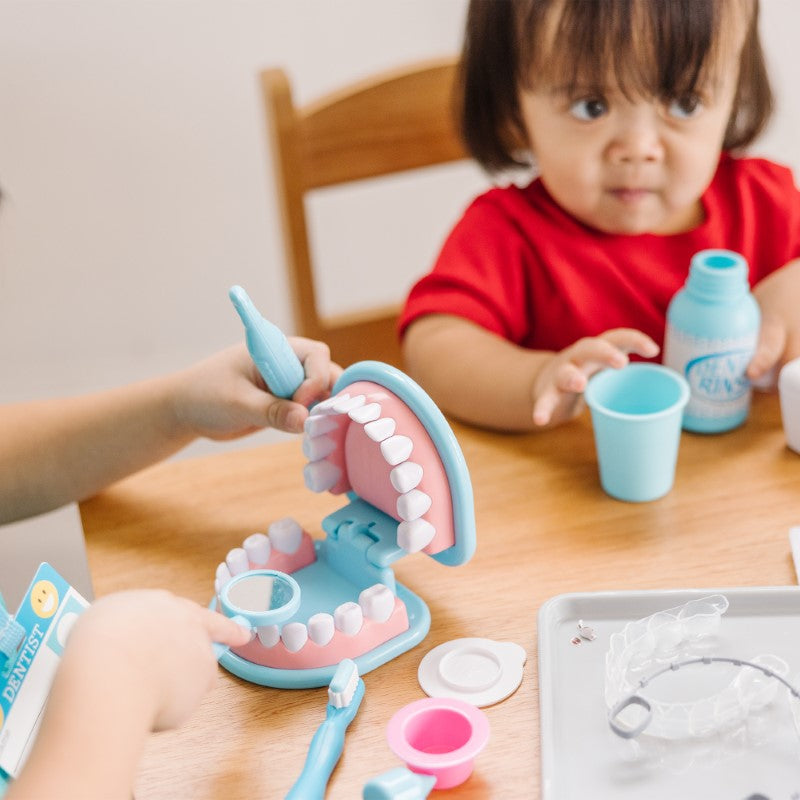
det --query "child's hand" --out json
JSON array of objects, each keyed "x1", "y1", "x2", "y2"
[
  {"x1": 172, "y1": 340, "x2": 342, "y2": 438},
  {"x1": 532, "y1": 329, "x2": 659, "y2": 426},
  {"x1": 748, "y1": 259, "x2": 800, "y2": 388},
  {"x1": 62, "y1": 590, "x2": 252, "y2": 732},
  {"x1": 7, "y1": 590, "x2": 252, "y2": 800}
]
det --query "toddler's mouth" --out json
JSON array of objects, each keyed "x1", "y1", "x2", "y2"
[{"x1": 608, "y1": 187, "x2": 654, "y2": 204}]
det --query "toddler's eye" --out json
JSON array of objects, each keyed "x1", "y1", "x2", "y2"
[
  {"x1": 569, "y1": 97, "x2": 608, "y2": 121},
  {"x1": 667, "y1": 94, "x2": 703, "y2": 120}
]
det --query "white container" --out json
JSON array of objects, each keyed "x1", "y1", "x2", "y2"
[{"x1": 778, "y1": 357, "x2": 800, "y2": 453}]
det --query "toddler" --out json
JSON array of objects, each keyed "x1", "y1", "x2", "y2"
[{"x1": 401, "y1": 0, "x2": 800, "y2": 431}]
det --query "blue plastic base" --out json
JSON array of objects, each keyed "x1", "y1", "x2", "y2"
[{"x1": 214, "y1": 583, "x2": 430, "y2": 688}]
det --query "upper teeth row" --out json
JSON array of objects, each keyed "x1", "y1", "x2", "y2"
[
  {"x1": 302, "y1": 392, "x2": 436, "y2": 553},
  {"x1": 253, "y1": 582, "x2": 396, "y2": 652},
  {"x1": 214, "y1": 517, "x2": 303, "y2": 592}
]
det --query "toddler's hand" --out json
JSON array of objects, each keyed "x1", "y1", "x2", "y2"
[
  {"x1": 62, "y1": 590, "x2": 252, "y2": 732},
  {"x1": 532, "y1": 329, "x2": 659, "y2": 427},
  {"x1": 748, "y1": 260, "x2": 800, "y2": 389},
  {"x1": 173, "y1": 340, "x2": 342, "y2": 438}
]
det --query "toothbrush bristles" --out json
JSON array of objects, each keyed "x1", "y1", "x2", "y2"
[{"x1": 328, "y1": 658, "x2": 359, "y2": 708}]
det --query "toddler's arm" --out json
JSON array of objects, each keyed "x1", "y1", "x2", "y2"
[
  {"x1": 403, "y1": 315, "x2": 658, "y2": 431},
  {"x1": 748, "y1": 258, "x2": 800, "y2": 386},
  {"x1": 5, "y1": 590, "x2": 251, "y2": 800},
  {"x1": 0, "y1": 340, "x2": 340, "y2": 524}
]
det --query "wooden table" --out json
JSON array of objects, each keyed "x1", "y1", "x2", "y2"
[{"x1": 79, "y1": 392, "x2": 800, "y2": 799}]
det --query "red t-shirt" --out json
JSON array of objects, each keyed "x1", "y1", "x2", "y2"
[{"x1": 399, "y1": 154, "x2": 800, "y2": 354}]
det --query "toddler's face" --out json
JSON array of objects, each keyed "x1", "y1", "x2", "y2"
[{"x1": 517, "y1": 16, "x2": 747, "y2": 236}]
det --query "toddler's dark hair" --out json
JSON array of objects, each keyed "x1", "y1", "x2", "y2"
[{"x1": 459, "y1": 0, "x2": 773, "y2": 172}]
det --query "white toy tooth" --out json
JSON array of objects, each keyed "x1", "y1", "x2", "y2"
[
  {"x1": 269, "y1": 517, "x2": 303, "y2": 554},
  {"x1": 308, "y1": 613, "x2": 335, "y2": 647},
  {"x1": 225, "y1": 547, "x2": 249, "y2": 576},
  {"x1": 281, "y1": 622, "x2": 308, "y2": 653},
  {"x1": 359, "y1": 584, "x2": 395, "y2": 623},
  {"x1": 380, "y1": 434, "x2": 413, "y2": 465},
  {"x1": 334, "y1": 602, "x2": 364, "y2": 636},
  {"x1": 243, "y1": 533, "x2": 270, "y2": 566}
]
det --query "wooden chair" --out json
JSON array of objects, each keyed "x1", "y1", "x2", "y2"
[{"x1": 261, "y1": 57, "x2": 467, "y2": 369}]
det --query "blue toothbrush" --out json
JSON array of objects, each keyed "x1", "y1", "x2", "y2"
[
  {"x1": 286, "y1": 658, "x2": 365, "y2": 800},
  {"x1": 229, "y1": 285, "x2": 305, "y2": 399}
]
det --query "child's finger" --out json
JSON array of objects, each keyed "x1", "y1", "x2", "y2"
[
  {"x1": 264, "y1": 398, "x2": 307, "y2": 433},
  {"x1": 600, "y1": 328, "x2": 660, "y2": 358},
  {"x1": 533, "y1": 364, "x2": 587, "y2": 425},
  {"x1": 569, "y1": 337, "x2": 628, "y2": 370},
  {"x1": 747, "y1": 318, "x2": 785, "y2": 379},
  {"x1": 201, "y1": 608, "x2": 253, "y2": 647},
  {"x1": 532, "y1": 389, "x2": 559, "y2": 426},
  {"x1": 556, "y1": 362, "x2": 589, "y2": 393},
  {"x1": 290, "y1": 338, "x2": 341, "y2": 406}
]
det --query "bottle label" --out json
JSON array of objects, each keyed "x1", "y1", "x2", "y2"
[{"x1": 663, "y1": 326, "x2": 755, "y2": 420}]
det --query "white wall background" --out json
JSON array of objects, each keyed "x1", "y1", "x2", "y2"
[{"x1": 0, "y1": 0, "x2": 797, "y2": 459}]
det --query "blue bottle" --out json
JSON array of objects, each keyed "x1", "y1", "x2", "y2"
[{"x1": 663, "y1": 249, "x2": 760, "y2": 433}]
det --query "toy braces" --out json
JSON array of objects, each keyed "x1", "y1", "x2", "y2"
[{"x1": 605, "y1": 594, "x2": 799, "y2": 741}]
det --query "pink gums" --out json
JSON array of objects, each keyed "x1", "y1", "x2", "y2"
[
  {"x1": 251, "y1": 531, "x2": 317, "y2": 573},
  {"x1": 231, "y1": 600, "x2": 409, "y2": 669},
  {"x1": 319, "y1": 381, "x2": 455, "y2": 555}
]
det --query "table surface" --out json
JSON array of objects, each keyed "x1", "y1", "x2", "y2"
[{"x1": 79, "y1": 392, "x2": 800, "y2": 799}]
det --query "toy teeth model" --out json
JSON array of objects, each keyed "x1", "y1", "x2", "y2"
[{"x1": 213, "y1": 286, "x2": 476, "y2": 688}]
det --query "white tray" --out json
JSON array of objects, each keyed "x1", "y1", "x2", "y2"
[{"x1": 538, "y1": 587, "x2": 800, "y2": 799}]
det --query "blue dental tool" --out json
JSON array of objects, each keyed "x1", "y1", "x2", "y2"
[
  {"x1": 229, "y1": 285, "x2": 304, "y2": 399},
  {"x1": 286, "y1": 658, "x2": 365, "y2": 800},
  {"x1": 362, "y1": 767, "x2": 435, "y2": 799}
]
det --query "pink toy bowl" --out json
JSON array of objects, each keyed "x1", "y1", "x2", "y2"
[{"x1": 386, "y1": 696, "x2": 490, "y2": 789}]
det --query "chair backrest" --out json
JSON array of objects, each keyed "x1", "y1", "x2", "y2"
[{"x1": 261, "y1": 57, "x2": 468, "y2": 369}]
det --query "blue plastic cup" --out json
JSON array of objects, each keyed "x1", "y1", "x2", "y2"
[{"x1": 584, "y1": 364, "x2": 690, "y2": 503}]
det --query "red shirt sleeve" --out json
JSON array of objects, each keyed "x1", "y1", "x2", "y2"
[{"x1": 399, "y1": 188, "x2": 534, "y2": 344}]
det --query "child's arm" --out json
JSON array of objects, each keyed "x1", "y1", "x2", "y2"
[
  {"x1": 0, "y1": 340, "x2": 340, "y2": 524},
  {"x1": 403, "y1": 314, "x2": 659, "y2": 431},
  {"x1": 748, "y1": 258, "x2": 800, "y2": 386},
  {"x1": 5, "y1": 590, "x2": 251, "y2": 800}
]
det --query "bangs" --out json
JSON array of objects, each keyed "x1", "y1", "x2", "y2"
[
  {"x1": 518, "y1": 0, "x2": 730, "y2": 102},
  {"x1": 459, "y1": 0, "x2": 770, "y2": 172}
]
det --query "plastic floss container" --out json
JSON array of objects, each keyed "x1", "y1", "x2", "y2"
[{"x1": 663, "y1": 249, "x2": 760, "y2": 433}]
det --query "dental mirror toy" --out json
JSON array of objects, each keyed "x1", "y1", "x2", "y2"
[
  {"x1": 218, "y1": 569, "x2": 301, "y2": 628},
  {"x1": 213, "y1": 287, "x2": 476, "y2": 688}
]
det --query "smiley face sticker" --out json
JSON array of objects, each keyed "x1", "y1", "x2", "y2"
[{"x1": 29, "y1": 580, "x2": 59, "y2": 619}]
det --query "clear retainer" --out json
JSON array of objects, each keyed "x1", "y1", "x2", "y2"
[{"x1": 605, "y1": 595, "x2": 800, "y2": 741}]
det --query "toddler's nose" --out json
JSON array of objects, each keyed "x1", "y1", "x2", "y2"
[{"x1": 607, "y1": 109, "x2": 664, "y2": 165}]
